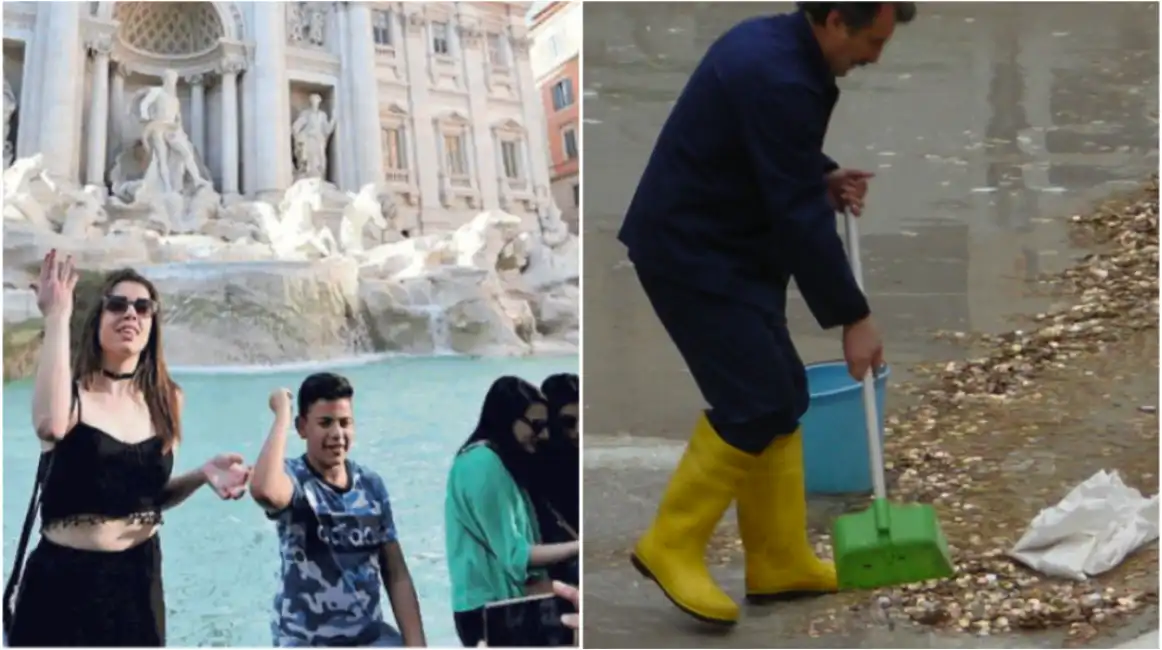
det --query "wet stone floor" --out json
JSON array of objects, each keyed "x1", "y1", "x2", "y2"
[{"x1": 580, "y1": 2, "x2": 1159, "y2": 648}]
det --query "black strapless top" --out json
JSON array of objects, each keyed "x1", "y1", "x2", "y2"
[{"x1": 39, "y1": 388, "x2": 174, "y2": 529}]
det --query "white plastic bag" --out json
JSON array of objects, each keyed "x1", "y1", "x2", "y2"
[{"x1": 1008, "y1": 469, "x2": 1159, "y2": 581}]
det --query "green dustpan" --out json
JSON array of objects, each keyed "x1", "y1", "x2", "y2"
[{"x1": 832, "y1": 212, "x2": 955, "y2": 591}]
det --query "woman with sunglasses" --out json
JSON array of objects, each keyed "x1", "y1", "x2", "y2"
[
  {"x1": 443, "y1": 376, "x2": 580, "y2": 647},
  {"x1": 532, "y1": 373, "x2": 580, "y2": 586},
  {"x1": 6, "y1": 252, "x2": 251, "y2": 647}
]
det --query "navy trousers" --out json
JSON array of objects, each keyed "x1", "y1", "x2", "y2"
[{"x1": 636, "y1": 270, "x2": 809, "y2": 454}]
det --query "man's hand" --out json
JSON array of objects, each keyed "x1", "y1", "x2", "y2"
[
  {"x1": 826, "y1": 168, "x2": 875, "y2": 217},
  {"x1": 842, "y1": 315, "x2": 885, "y2": 381}
]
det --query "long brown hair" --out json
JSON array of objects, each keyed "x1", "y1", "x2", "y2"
[{"x1": 73, "y1": 268, "x2": 182, "y2": 452}]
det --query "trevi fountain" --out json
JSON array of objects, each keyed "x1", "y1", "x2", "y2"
[{"x1": 1, "y1": 1, "x2": 578, "y2": 372}]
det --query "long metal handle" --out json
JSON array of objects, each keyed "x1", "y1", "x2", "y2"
[{"x1": 843, "y1": 212, "x2": 888, "y2": 501}]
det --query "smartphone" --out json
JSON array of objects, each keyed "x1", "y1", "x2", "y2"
[{"x1": 482, "y1": 593, "x2": 576, "y2": 647}]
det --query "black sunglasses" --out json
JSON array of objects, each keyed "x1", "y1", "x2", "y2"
[
  {"x1": 519, "y1": 416, "x2": 547, "y2": 433},
  {"x1": 103, "y1": 295, "x2": 158, "y2": 317}
]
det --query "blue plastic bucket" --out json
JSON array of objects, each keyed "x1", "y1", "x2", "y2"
[{"x1": 800, "y1": 361, "x2": 890, "y2": 495}]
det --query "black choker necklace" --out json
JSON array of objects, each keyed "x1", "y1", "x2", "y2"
[{"x1": 102, "y1": 369, "x2": 136, "y2": 380}]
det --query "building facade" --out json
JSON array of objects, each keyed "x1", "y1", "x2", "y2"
[
  {"x1": 528, "y1": 1, "x2": 579, "y2": 232},
  {"x1": 1, "y1": 1, "x2": 558, "y2": 234}
]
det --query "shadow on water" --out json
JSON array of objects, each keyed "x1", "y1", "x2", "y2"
[{"x1": 581, "y1": 2, "x2": 1158, "y2": 647}]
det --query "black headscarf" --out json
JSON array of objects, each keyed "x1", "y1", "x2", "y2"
[
  {"x1": 536, "y1": 373, "x2": 580, "y2": 533},
  {"x1": 459, "y1": 375, "x2": 547, "y2": 492}
]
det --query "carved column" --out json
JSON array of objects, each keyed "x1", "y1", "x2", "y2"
[
  {"x1": 401, "y1": 6, "x2": 441, "y2": 219},
  {"x1": 459, "y1": 23, "x2": 498, "y2": 209},
  {"x1": 85, "y1": 34, "x2": 113, "y2": 187},
  {"x1": 110, "y1": 63, "x2": 128, "y2": 156},
  {"x1": 219, "y1": 59, "x2": 243, "y2": 196},
  {"x1": 247, "y1": 1, "x2": 293, "y2": 199},
  {"x1": 512, "y1": 36, "x2": 553, "y2": 201},
  {"x1": 38, "y1": 2, "x2": 83, "y2": 179},
  {"x1": 186, "y1": 73, "x2": 206, "y2": 157},
  {"x1": 347, "y1": 2, "x2": 385, "y2": 188}
]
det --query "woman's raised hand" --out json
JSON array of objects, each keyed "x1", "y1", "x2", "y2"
[
  {"x1": 35, "y1": 249, "x2": 79, "y2": 319},
  {"x1": 202, "y1": 453, "x2": 251, "y2": 500}
]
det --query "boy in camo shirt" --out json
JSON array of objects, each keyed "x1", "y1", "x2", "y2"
[{"x1": 250, "y1": 372, "x2": 427, "y2": 647}]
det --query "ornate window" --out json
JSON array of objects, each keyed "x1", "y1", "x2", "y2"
[
  {"x1": 383, "y1": 128, "x2": 407, "y2": 170},
  {"x1": 372, "y1": 10, "x2": 393, "y2": 46},
  {"x1": 550, "y1": 78, "x2": 574, "y2": 111},
  {"x1": 431, "y1": 21, "x2": 451, "y2": 56},
  {"x1": 500, "y1": 141, "x2": 520, "y2": 179},
  {"x1": 435, "y1": 112, "x2": 476, "y2": 209},
  {"x1": 492, "y1": 118, "x2": 529, "y2": 194},
  {"x1": 380, "y1": 103, "x2": 413, "y2": 187},
  {"x1": 561, "y1": 125, "x2": 578, "y2": 160},
  {"x1": 444, "y1": 134, "x2": 467, "y2": 176},
  {"x1": 486, "y1": 33, "x2": 507, "y2": 68}
]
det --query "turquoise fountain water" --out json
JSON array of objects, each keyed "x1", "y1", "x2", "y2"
[{"x1": 3, "y1": 354, "x2": 578, "y2": 646}]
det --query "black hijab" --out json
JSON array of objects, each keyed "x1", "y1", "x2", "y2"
[
  {"x1": 459, "y1": 376, "x2": 547, "y2": 492},
  {"x1": 537, "y1": 373, "x2": 580, "y2": 532}
]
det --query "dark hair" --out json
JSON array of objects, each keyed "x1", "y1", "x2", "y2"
[
  {"x1": 74, "y1": 268, "x2": 181, "y2": 452},
  {"x1": 459, "y1": 376, "x2": 547, "y2": 489},
  {"x1": 541, "y1": 373, "x2": 579, "y2": 444},
  {"x1": 797, "y1": 2, "x2": 917, "y2": 29},
  {"x1": 298, "y1": 372, "x2": 355, "y2": 416},
  {"x1": 536, "y1": 373, "x2": 580, "y2": 532}
]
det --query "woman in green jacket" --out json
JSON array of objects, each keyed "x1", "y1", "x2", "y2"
[{"x1": 444, "y1": 376, "x2": 581, "y2": 647}]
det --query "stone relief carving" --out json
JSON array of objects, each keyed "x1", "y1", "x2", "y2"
[
  {"x1": 287, "y1": 3, "x2": 307, "y2": 43},
  {"x1": 291, "y1": 94, "x2": 336, "y2": 180},
  {"x1": 3, "y1": 78, "x2": 16, "y2": 168},
  {"x1": 287, "y1": 2, "x2": 328, "y2": 47}
]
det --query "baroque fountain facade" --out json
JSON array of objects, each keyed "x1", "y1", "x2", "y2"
[{"x1": 1, "y1": 1, "x2": 579, "y2": 368}]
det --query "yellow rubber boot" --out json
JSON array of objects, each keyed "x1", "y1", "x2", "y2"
[
  {"x1": 631, "y1": 414, "x2": 758, "y2": 625},
  {"x1": 737, "y1": 427, "x2": 838, "y2": 602}
]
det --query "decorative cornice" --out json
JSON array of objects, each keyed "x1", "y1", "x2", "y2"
[
  {"x1": 87, "y1": 33, "x2": 115, "y2": 56},
  {"x1": 217, "y1": 57, "x2": 247, "y2": 76},
  {"x1": 457, "y1": 24, "x2": 483, "y2": 48}
]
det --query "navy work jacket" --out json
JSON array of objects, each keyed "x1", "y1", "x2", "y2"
[{"x1": 619, "y1": 11, "x2": 870, "y2": 330}]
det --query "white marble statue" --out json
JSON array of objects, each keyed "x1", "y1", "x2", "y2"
[
  {"x1": 3, "y1": 78, "x2": 15, "y2": 168},
  {"x1": 60, "y1": 185, "x2": 109, "y2": 239},
  {"x1": 536, "y1": 188, "x2": 572, "y2": 248},
  {"x1": 292, "y1": 94, "x2": 336, "y2": 180},
  {"x1": 135, "y1": 69, "x2": 211, "y2": 194},
  {"x1": 272, "y1": 180, "x2": 340, "y2": 258},
  {"x1": 3, "y1": 153, "x2": 58, "y2": 230},
  {"x1": 338, "y1": 184, "x2": 389, "y2": 254}
]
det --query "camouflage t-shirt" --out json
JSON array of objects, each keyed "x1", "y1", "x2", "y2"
[{"x1": 269, "y1": 456, "x2": 401, "y2": 647}]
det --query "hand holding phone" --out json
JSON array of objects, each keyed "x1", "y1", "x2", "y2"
[{"x1": 483, "y1": 593, "x2": 576, "y2": 647}]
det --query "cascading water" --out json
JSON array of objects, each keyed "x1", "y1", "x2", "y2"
[{"x1": 398, "y1": 279, "x2": 454, "y2": 354}]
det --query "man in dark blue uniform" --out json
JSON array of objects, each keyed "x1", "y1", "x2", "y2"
[{"x1": 620, "y1": 2, "x2": 916, "y2": 626}]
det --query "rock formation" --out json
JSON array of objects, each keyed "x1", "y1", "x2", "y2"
[{"x1": 3, "y1": 155, "x2": 579, "y2": 377}]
